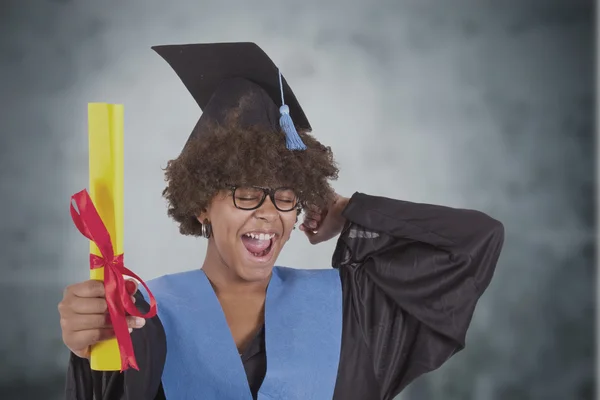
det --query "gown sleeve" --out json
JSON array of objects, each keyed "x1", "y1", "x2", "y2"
[
  {"x1": 332, "y1": 192, "x2": 504, "y2": 399},
  {"x1": 64, "y1": 291, "x2": 167, "y2": 400}
]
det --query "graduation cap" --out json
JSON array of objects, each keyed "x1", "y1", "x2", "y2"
[{"x1": 152, "y1": 42, "x2": 309, "y2": 151}]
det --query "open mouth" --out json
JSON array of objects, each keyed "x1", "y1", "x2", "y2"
[{"x1": 241, "y1": 232, "x2": 276, "y2": 259}]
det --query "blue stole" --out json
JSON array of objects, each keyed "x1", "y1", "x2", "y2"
[{"x1": 143, "y1": 266, "x2": 343, "y2": 400}]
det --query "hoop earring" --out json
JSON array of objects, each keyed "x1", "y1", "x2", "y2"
[{"x1": 201, "y1": 219, "x2": 212, "y2": 239}]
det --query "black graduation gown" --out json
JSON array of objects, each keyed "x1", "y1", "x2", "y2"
[{"x1": 65, "y1": 192, "x2": 504, "y2": 400}]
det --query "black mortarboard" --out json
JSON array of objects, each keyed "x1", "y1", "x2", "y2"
[{"x1": 152, "y1": 42, "x2": 309, "y2": 151}]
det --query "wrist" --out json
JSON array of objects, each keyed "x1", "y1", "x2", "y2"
[{"x1": 333, "y1": 195, "x2": 350, "y2": 214}]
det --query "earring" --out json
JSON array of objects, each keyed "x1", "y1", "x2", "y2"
[{"x1": 201, "y1": 219, "x2": 212, "y2": 239}]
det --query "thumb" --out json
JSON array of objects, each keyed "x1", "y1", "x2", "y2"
[
  {"x1": 125, "y1": 279, "x2": 138, "y2": 295},
  {"x1": 124, "y1": 279, "x2": 140, "y2": 313}
]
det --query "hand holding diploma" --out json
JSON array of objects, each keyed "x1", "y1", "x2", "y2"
[
  {"x1": 59, "y1": 103, "x2": 157, "y2": 372},
  {"x1": 58, "y1": 278, "x2": 146, "y2": 359}
]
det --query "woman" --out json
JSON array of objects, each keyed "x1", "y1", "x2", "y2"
[{"x1": 59, "y1": 42, "x2": 504, "y2": 400}]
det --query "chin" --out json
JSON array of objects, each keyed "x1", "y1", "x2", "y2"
[{"x1": 235, "y1": 264, "x2": 274, "y2": 283}]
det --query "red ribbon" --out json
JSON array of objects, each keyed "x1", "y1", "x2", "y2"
[{"x1": 70, "y1": 189, "x2": 157, "y2": 372}]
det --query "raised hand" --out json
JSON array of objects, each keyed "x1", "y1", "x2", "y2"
[{"x1": 300, "y1": 193, "x2": 350, "y2": 245}]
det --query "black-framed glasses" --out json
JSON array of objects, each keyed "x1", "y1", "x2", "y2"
[{"x1": 228, "y1": 185, "x2": 299, "y2": 212}]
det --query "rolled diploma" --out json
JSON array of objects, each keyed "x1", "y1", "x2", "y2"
[{"x1": 88, "y1": 103, "x2": 124, "y2": 371}]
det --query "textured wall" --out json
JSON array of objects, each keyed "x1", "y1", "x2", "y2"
[{"x1": 0, "y1": 0, "x2": 594, "y2": 399}]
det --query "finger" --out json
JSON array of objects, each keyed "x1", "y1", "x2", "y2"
[
  {"x1": 303, "y1": 219, "x2": 319, "y2": 229},
  {"x1": 70, "y1": 298, "x2": 108, "y2": 314},
  {"x1": 309, "y1": 207, "x2": 329, "y2": 222},
  {"x1": 63, "y1": 313, "x2": 146, "y2": 333},
  {"x1": 67, "y1": 328, "x2": 115, "y2": 350},
  {"x1": 127, "y1": 316, "x2": 146, "y2": 329},
  {"x1": 301, "y1": 220, "x2": 319, "y2": 232},
  {"x1": 69, "y1": 280, "x2": 105, "y2": 299},
  {"x1": 125, "y1": 279, "x2": 138, "y2": 295},
  {"x1": 71, "y1": 346, "x2": 91, "y2": 360},
  {"x1": 62, "y1": 314, "x2": 111, "y2": 332},
  {"x1": 107, "y1": 314, "x2": 146, "y2": 329},
  {"x1": 304, "y1": 210, "x2": 322, "y2": 221}
]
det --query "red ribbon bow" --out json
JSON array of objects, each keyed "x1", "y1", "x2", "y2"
[{"x1": 70, "y1": 189, "x2": 157, "y2": 372}]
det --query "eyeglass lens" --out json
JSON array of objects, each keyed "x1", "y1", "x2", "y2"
[{"x1": 233, "y1": 186, "x2": 297, "y2": 211}]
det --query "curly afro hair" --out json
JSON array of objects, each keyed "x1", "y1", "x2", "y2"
[{"x1": 162, "y1": 110, "x2": 339, "y2": 236}]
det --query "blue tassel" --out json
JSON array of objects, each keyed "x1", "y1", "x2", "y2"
[
  {"x1": 280, "y1": 105, "x2": 307, "y2": 151},
  {"x1": 278, "y1": 70, "x2": 306, "y2": 151}
]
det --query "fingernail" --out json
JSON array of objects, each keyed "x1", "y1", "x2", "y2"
[{"x1": 134, "y1": 317, "x2": 145, "y2": 327}]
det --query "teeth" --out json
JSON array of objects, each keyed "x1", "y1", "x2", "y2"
[{"x1": 244, "y1": 232, "x2": 275, "y2": 240}]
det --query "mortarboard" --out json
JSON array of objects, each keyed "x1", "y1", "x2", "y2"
[{"x1": 152, "y1": 42, "x2": 309, "y2": 151}]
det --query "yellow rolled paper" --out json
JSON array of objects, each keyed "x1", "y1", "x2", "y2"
[{"x1": 88, "y1": 103, "x2": 124, "y2": 371}]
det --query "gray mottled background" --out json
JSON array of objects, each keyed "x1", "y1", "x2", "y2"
[{"x1": 0, "y1": 0, "x2": 595, "y2": 399}]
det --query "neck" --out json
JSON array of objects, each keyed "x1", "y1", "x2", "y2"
[{"x1": 201, "y1": 241, "x2": 270, "y2": 297}]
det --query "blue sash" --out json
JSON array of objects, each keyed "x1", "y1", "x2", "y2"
[{"x1": 144, "y1": 266, "x2": 343, "y2": 399}]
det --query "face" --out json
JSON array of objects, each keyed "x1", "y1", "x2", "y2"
[{"x1": 198, "y1": 186, "x2": 299, "y2": 283}]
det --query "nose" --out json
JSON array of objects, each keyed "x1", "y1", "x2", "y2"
[{"x1": 253, "y1": 195, "x2": 279, "y2": 221}]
